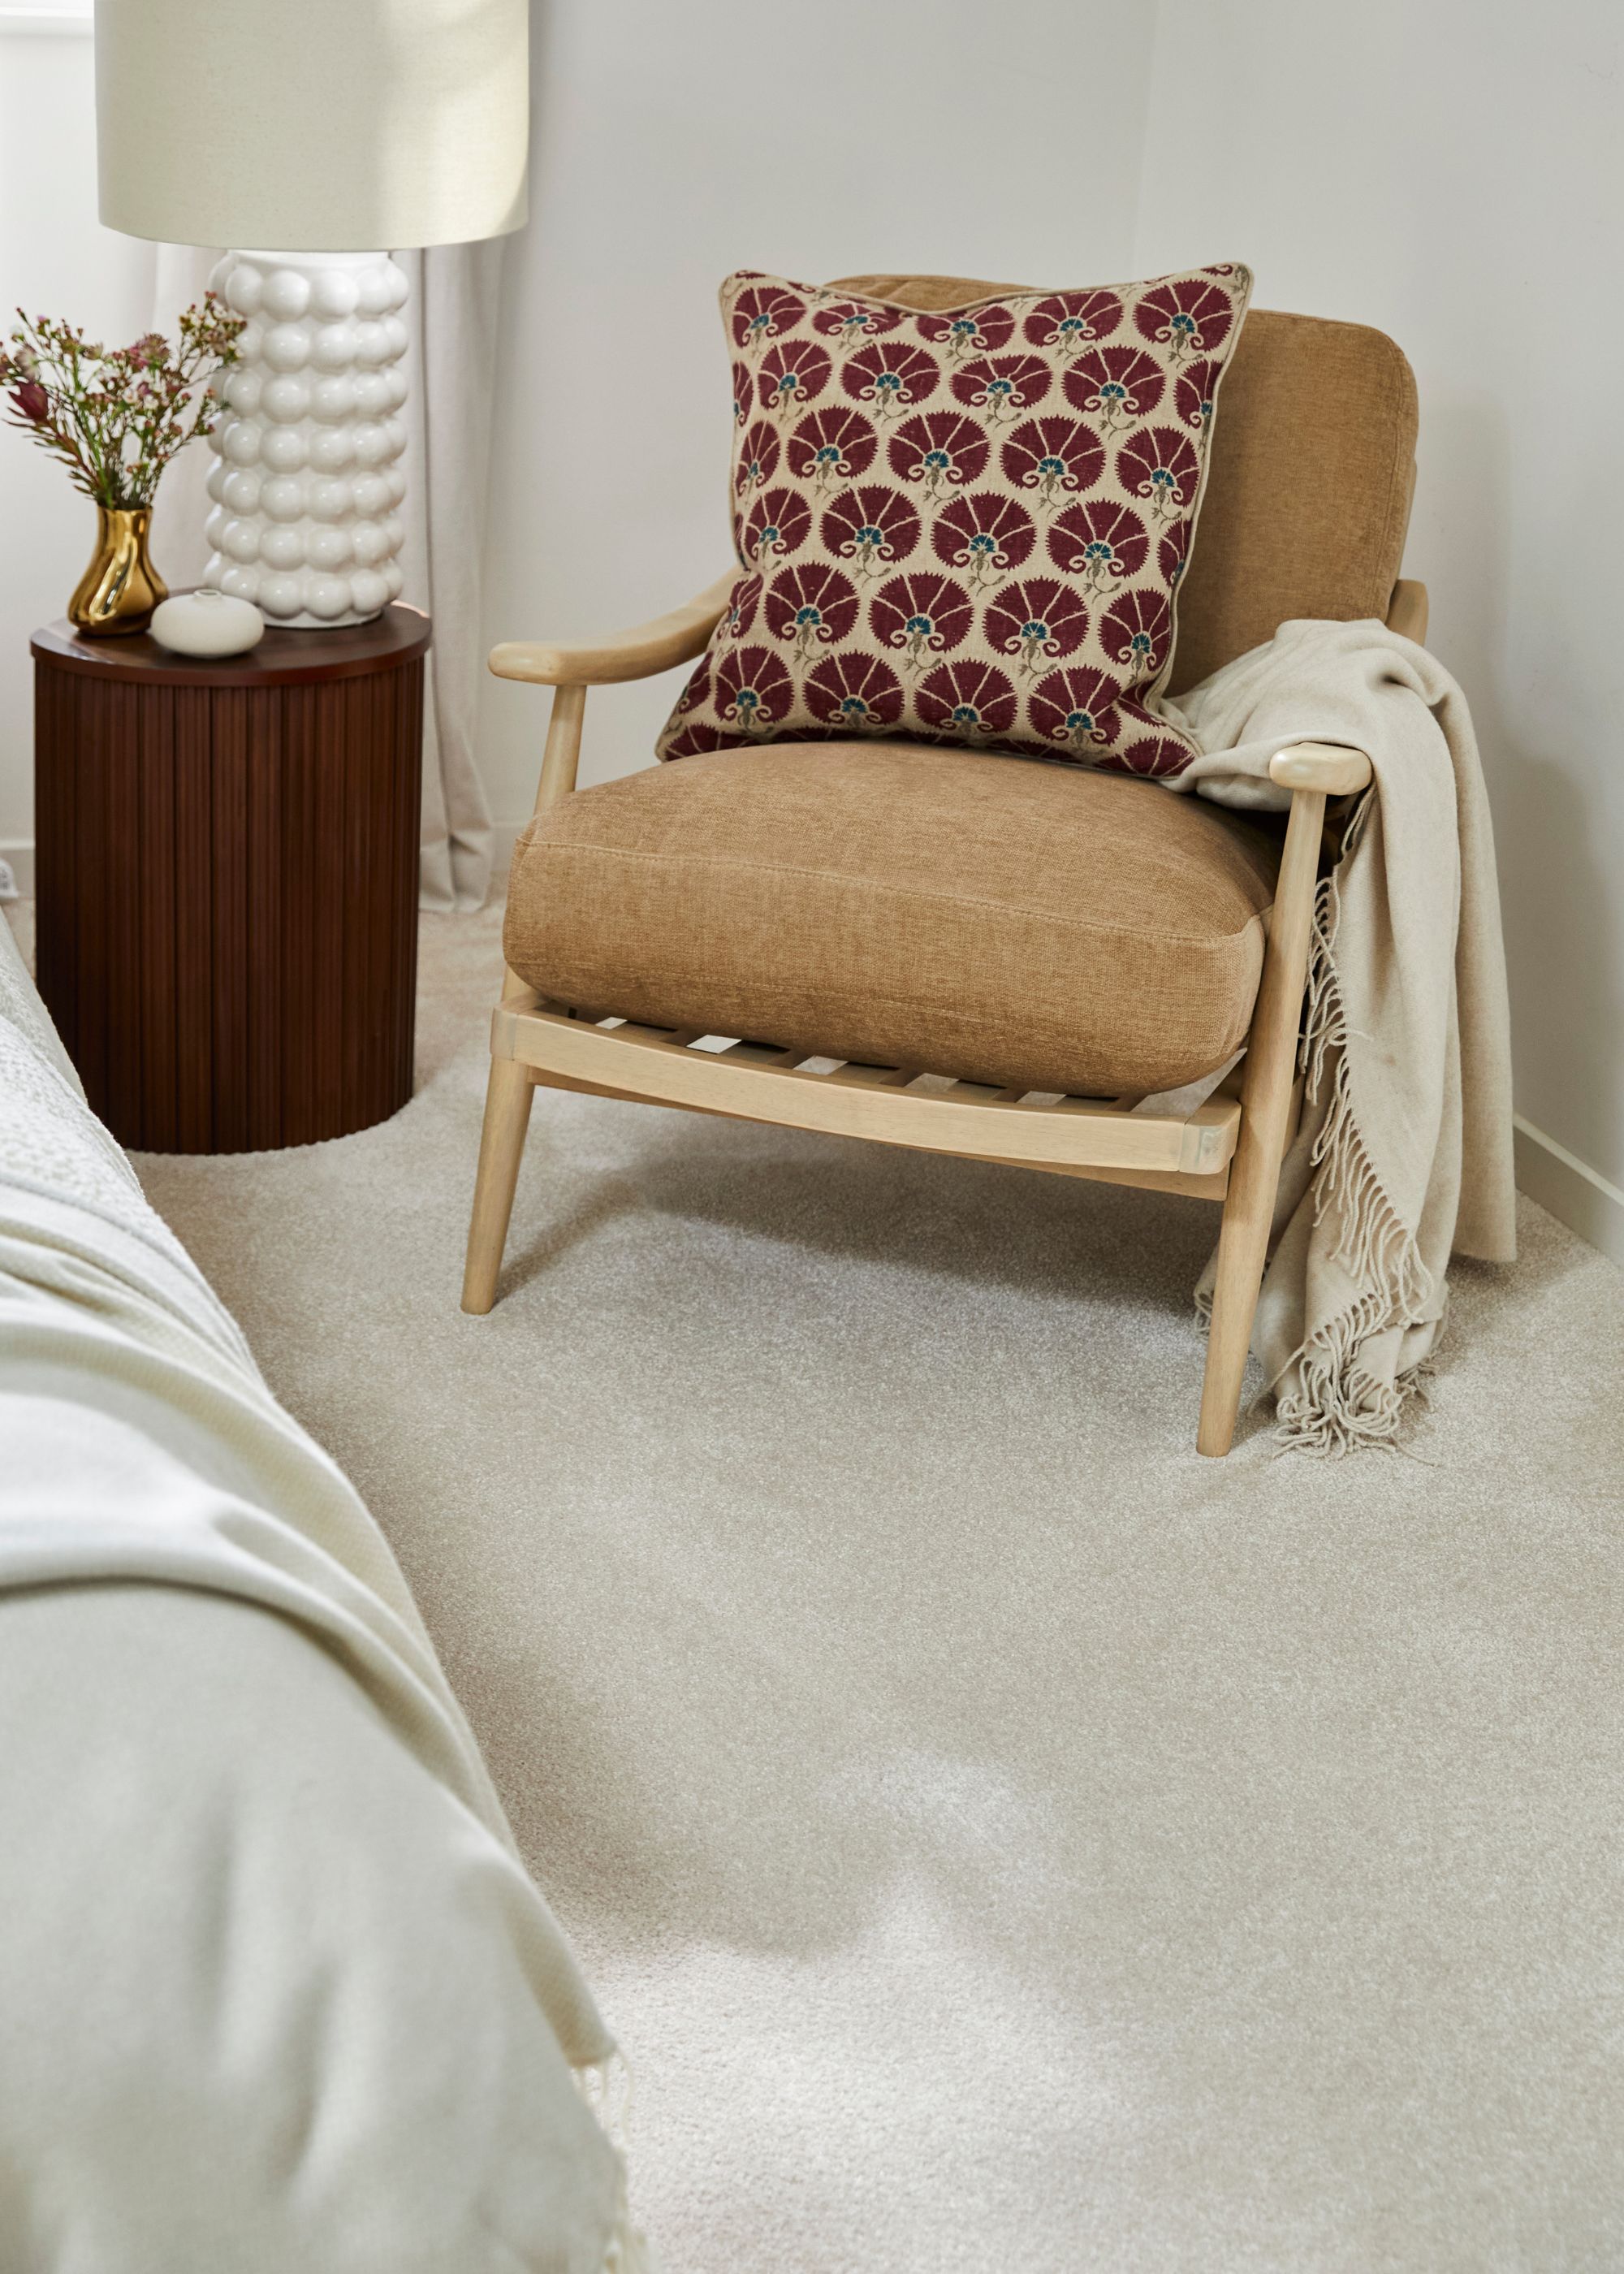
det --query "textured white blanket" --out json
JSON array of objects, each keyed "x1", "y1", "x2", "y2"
[
  {"x1": 1164, "y1": 619, "x2": 1518, "y2": 1450},
  {"x1": 0, "y1": 914, "x2": 648, "y2": 2271}
]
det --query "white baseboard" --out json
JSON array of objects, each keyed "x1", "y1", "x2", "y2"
[
  {"x1": 1514, "y1": 1114, "x2": 1624, "y2": 1267},
  {"x1": 0, "y1": 11, "x2": 94, "y2": 33},
  {"x1": 0, "y1": 840, "x2": 34, "y2": 900}
]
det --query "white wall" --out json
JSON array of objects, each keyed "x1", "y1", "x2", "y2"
[
  {"x1": 3, "y1": 3, "x2": 1620, "y2": 1243},
  {"x1": 477, "y1": 0, "x2": 1624, "y2": 1239},
  {"x1": 0, "y1": 21, "x2": 153, "y2": 850},
  {"x1": 1131, "y1": 0, "x2": 1624, "y2": 1223},
  {"x1": 477, "y1": 0, "x2": 1157, "y2": 815}
]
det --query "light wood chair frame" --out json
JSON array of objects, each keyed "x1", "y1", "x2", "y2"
[{"x1": 462, "y1": 574, "x2": 1428, "y2": 1456}]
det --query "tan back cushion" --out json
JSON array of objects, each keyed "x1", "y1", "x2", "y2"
[{"x1": 831, "y1": 275, "x2": 1419, "y2": 694}]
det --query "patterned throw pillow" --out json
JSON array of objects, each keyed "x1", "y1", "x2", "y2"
[{"x1": 657, "y1": 263, "x2": 1252, "y2": 779}]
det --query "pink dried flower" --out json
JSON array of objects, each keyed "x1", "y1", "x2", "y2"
[{"x1": 0, "y1": 295, "x2": 244, "y2": 505}]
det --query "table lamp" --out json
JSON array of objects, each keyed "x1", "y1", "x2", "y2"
[{"x1": 94, "y1": 0, "x2": 527, "y2": 629}]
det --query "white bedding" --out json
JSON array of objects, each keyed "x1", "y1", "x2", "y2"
[{"x1": 0, "y1": 912, "x2": 645, "y2": 2272}]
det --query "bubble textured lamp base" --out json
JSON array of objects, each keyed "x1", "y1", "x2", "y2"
[{"x1": 205, "y1": 251, "x2": 409, "y2": 629}]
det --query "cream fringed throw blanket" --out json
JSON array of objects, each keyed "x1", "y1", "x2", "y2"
[
  {"x1": 1162, "y1": 619, "x2": 1517, "y2": 1453},
  {"x1": 0, "y1": 914, "x2": 650, "y2": 2272}
]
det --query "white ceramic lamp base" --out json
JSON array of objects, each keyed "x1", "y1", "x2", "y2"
[{"x1": 203, "y1": 251, "x2": 408, "y2": 629}]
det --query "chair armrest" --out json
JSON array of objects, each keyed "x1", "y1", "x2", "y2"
[
  {"x1": 1268, "y1": 741, "x2": 1373, "y2": 796},
  {"x1": 488, "y1": 572, "x2": 736, "y2": 688},
  {"x1": 1385, "y1": 577, "x2": 1429, "y2": 643}
]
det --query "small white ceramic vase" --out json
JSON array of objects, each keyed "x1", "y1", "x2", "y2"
[
  {"x1": 203, "y1": 251, "x2": 409, "y2": 629},
  {"x1": 149, "y1": 586, "x2": 266, "y2": 659}
]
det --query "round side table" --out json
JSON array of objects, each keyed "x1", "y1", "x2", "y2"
[{"x1": 32, "y1": 605, "x2": 430, "y2": 1153}]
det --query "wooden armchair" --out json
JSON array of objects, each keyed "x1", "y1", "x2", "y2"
[{"x1": 462, "y1": 282, "x2": 1425, "y2": 1457}]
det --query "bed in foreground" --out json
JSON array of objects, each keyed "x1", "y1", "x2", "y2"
[{"x1": 0, "y1": 909, "x2": 646, "y2": 2273}]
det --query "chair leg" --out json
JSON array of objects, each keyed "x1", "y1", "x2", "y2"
[
  {"x1": 461, "y1": 683, "x2": 589, "y2": 1316},
  {"x1": 461, "y1": 1056, "x2": 535, "y2": 1314},
  {"x1": 1198, "y1": 1093, "x2": 1289, "y2": 1455},
  {"x1": 1196, "y1": 785, "x2": 1328, "y2": 1456}
]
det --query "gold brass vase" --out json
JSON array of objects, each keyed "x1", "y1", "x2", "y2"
[{"x1": 68, "y1": 505, "x2": 166, "y2": 638}]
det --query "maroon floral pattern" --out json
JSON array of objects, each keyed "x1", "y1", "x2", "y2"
[
  {"x1": 811, "y1": 296, "x2": 902, "y2": 344},
  {"x1": 737, "y1": 486, "x2": 812, "y2": 568},
  {"x1": 1104, "y1": 702, "x2": 1195, "y2": 777},
  {"x1": 950, "y1": 353, "x2": 1052, "y2": 422},
  {"x1": 1021, "y1": 288, "x2": 1123, "y2": 359},
  {"x1": 1134, "y1": 276, "x2": 1236, "y2": 365},
  {"x1": 724, "y1": 573, "x2": 762, "y2": 641},
  {"x1": 1101, "y1": 587, "x2": 1173, "y2": 675},
  {"x1": 916, "y1": 657, "x2": 1018, "y2": 739},
  {"x1": 757, "y1": 339, "x2": 832, "y2": 414},
  {"x1": 821, "y1": 483, "x2": 922, "y2": 578},
  {"x1": 805, "y1": 650, "x2": 905, "y2": 730},
  {"x1": 660, "y1": 720, "x2": 737, "y2": 760},
  {"x1": 1047, "y1": 496, "x2": 1149, "y2": 591},
  {"x1": 1114, "y1": 426, "x2": 1202, "y2": 525},
  {"x1": 762, "y1": 561, "x2": 861, "y2": 657},
  {"x1": 1028, "y1": 665, "x2": 1122, "y2": 758},
  {"x1": 729, "y1": 276, "x2": 807, "y2": 354},
  {"x1": 659, "y1": 262, "x2": 1253, "y2": 778},
  {"x1": 1062, "y1": 344, "x2": 1164, "y2": 429},
  {"x1": 841, "y1": 338, "x2": 939, "y2": 421},
  {"x1": 917, "y1": 303, "x2": 1017, "y2": 361},
  {"x1": 933, "y1": 491, "x2": 1038, "y2": 584},
  {"x1": 788, "y1": 403, "x2": 878, "y2": 489},
  {"x1": 984, "y1": 576, "x2": 1091, "y2": 674},
  {"x1": 673, "y1": 657, "x2": 711, "y2": 718},
  {"x1": 734, "y1": 419, "x2": 780, "y2": 498},
  {"x1": 1173, "y1": 357, "x2": 1222, "y2": 436},
  {"x1": 1001, "y1": 416, "x2": 1106, "y2": 510},
  {"x1": 888, "y1": 409, "x2": 991, "y2": 495},
  {"x1": 715, "y1": 642, "x2": 793, "y2": 732},
  {"x1": 1158, "y1": 525, "x2": 1190, "y2": 601},
  {"x1": 870, "y1": 570, "x2": 975, "y2": 672},
  {"x1": 1117, "y1": 734, "x2": 1193, "y2": 777}
]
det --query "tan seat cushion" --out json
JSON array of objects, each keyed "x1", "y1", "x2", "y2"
[{"x1": 505, "y1": 744, "x2": 1279, "y2": 1097}]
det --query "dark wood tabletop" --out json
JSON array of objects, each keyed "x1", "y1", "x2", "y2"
[{"x1": 31, "y1": 603, "x2": 431, "y2": 690}]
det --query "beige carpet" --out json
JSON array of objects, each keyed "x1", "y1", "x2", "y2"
[{"x1": 120, "y1": 906, "x2": 1622, "y2": 2272}]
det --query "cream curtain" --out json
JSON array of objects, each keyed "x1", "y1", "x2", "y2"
[
  {"x1": 397, "y1": 242, "x2": 500, "y2": 911},
  {"x1": 151, "y1": 242, "x2": 499, "y2": 912}
]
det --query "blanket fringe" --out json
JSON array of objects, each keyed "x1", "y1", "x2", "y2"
[
  {"x1": 1272, "y1": 794, "x2": 1438, "y2": 1456},
  {"x1": 599, "y1": 2180, "x2": 657, "y2": 2274},
  {"x1": 576, "y1": 2056, "x2": 659, "y2": 2272}
]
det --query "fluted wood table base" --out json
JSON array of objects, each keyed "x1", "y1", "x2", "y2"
[{"x1": 32, "y1": 606, "x2": 429, "y2": 1152}]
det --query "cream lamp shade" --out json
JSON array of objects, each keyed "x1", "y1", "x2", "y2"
[
  {"x1": 95, "y1": 0, "x2": 528, "y2": 250},
  {"x1": 95, "y1": 0, "x2": 527, "y2": 630}
]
